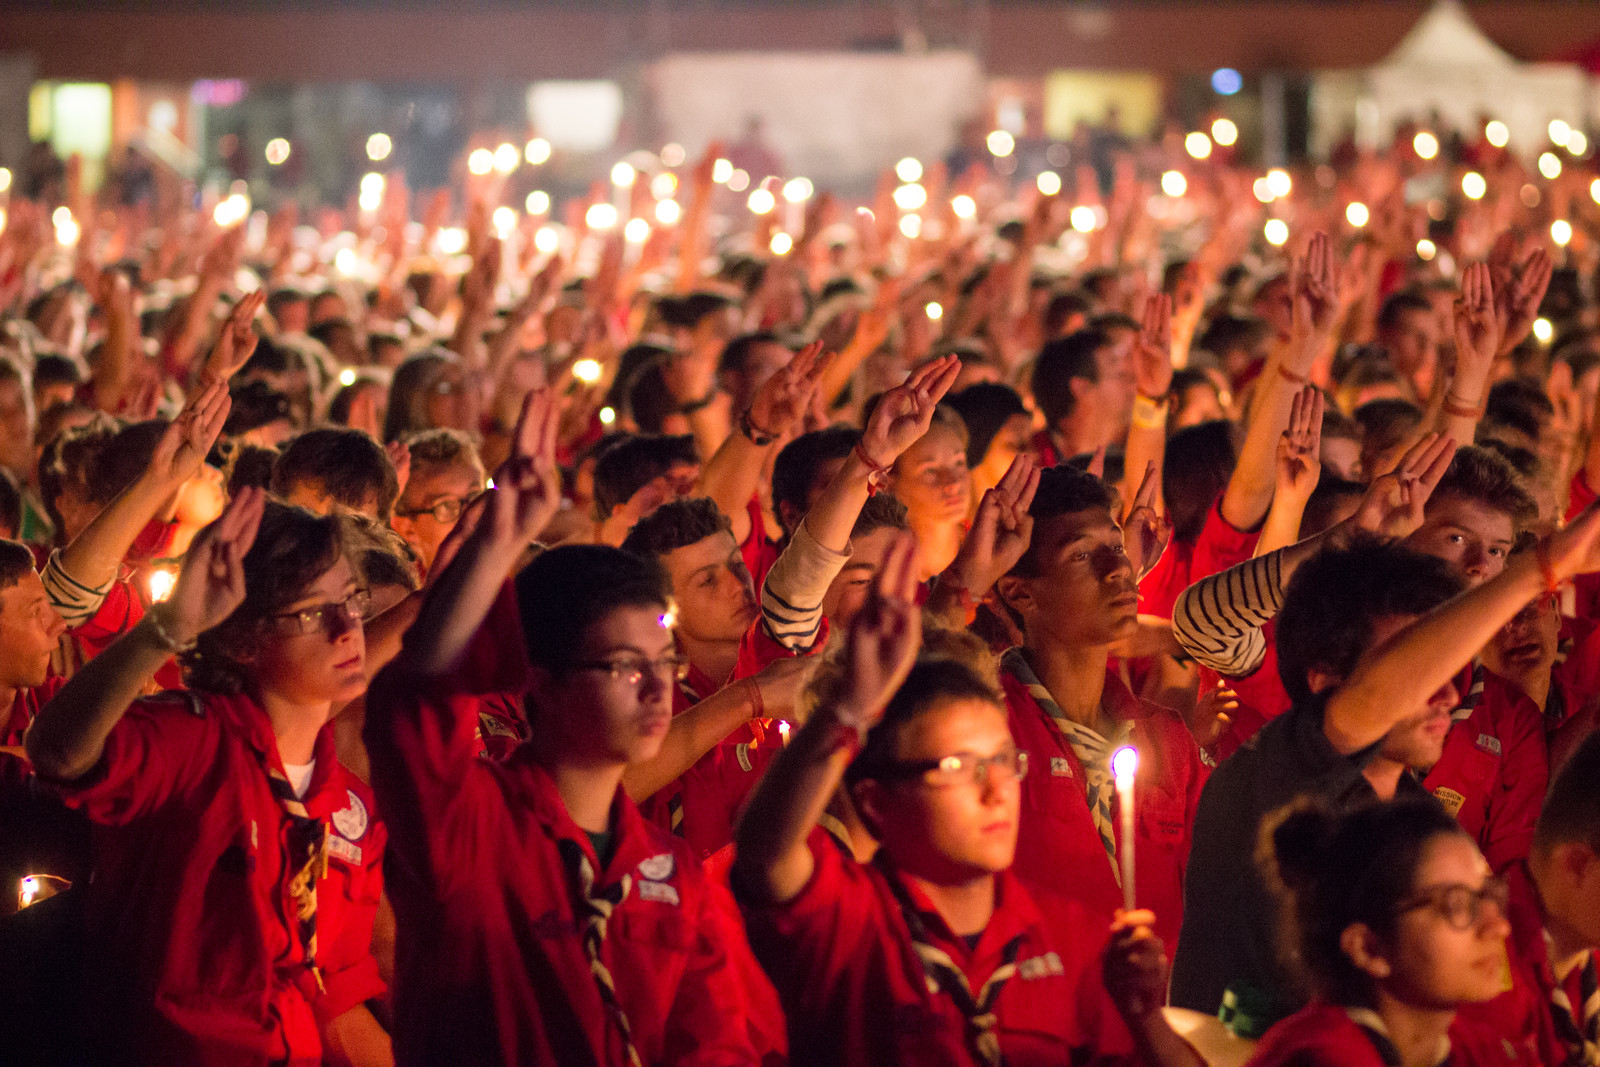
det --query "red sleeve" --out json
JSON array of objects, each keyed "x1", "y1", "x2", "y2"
[
  {"x1": 734, "y1": 828, "x2": 881, "y2": 1011},
  {"x1": 1567, "y1": 467, "x2": 1596, "y2": 521},
  {"x1": 1479, "y1": 703, "x2": 1549, "y2": 874},
  {"x1": 1190, "y1": 497, "x2": 1261, "y2": 587},
  {"x1": 362, "y1": 663, "x2": 512, "y2": 901},
  {"x1": 41, "y1": 694, "x2": 215, "y2": 825},
  {"x1": 658, "y1": 866, "x2": 765, "y2": 1065},
  {"x1": 739, "y1": 494, "x2": 779, "y2": 596},
  {"x1": 732, "y1": 612, "x2": 829, "y2": 682},
  {"x1": 453, "y1": 581, "x2": 532, "y2": 697}
]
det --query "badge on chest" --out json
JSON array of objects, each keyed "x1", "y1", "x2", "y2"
[{"x1": 328, "y1": 789, "x2": 369, "y2": 865}]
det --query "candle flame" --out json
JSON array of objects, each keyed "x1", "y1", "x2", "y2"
[{"x1": 1111, "y1": 745, "x2": 1139, "y2": 781}]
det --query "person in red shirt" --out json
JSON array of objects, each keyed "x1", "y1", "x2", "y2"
[
  {"x1": 362, "y1": 391, "x2": 760, "y2": 1066},
  {"x1": 1247, "y1": 799, "x2": 1516, "y2": 1067},
  {"x1": 991, "y1": 464, "x2": 1205, "y2": 950},
  {"x1": 1457, "y1": 730, "x2": 1600, "y2": 1067},
  {"x1": 25, "y1": 488, "x2": 391, "y2": 1066},
  {"x1": 733, "y1": 531, "x2": 1204, "y2": 1066}
]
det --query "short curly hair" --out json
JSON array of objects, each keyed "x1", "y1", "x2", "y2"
[{"x1": 620, "y1": 497, "x2": 732, "y2": 562}]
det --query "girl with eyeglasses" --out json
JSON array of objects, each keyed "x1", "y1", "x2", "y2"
[
  {"x1": 26, "y1": 489, "x2": 392, "y2": 1066},
  {"x1": 1247, "y1": 798, "x2": 1518, "y2": 1067},
  {"x1": 732, "y1": 531, "x2": 1204, "y2": 1066}
]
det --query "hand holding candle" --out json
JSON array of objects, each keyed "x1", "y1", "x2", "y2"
[{"x1": 1112, "y1": 745, "x2": 1139, "y2": 912}]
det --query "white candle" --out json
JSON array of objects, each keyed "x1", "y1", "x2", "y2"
[
  {"x1": 778, "y1": 721, "x2": 791, "y2": 745},
  {"x1": 1112, "y1": 746, "x2": 1139, "y2": 912}
]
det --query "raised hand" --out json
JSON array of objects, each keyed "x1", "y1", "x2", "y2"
[
  {"x1": 160, "y1": 486, "x2": 266, "y2": 646},
  {"x1": 1452, "y1": 261, "x2": 1501, "y2": 385},
  {"x1": 747, "y1": 341, "x2": 833, "y2": 440},
  {"x1": 147, "y1": 380, "x2": 231, "y2": 490},
  {"x1": 202, "y1": 289, "x2": 266, "y2": 386},
  {"x1": 1352, "y1": 432, "x2": 1456, "y2": 540},
  {"x1": 858, "y1": 354, "x2": 961, "y2": 468},
  {"x1": 484, "y1": 389, "x2": 561, "y2": 548},
  {"x1": 946, "y1": 453, "x2": 1040, "y2": 597},
  {"x1": 834, "y1": 531, "x2": 922, "y2": 736},
  {"x1": 1496, "y1": 246, "x2": 1552, "y2": 357},
  {"x1": 1292, "y1": 230, "x2": 1339, "y2": 341},
  {"x1": 1121, "y1": 461, "x2": 1171, "y2": 580},
  {"x1": 1133, "y1": 293, "x2": 1174, "y2": 400},
  {"x1": 1188, "y1": 685, "x2": 1239, "y2": 751},
  {"x1": 1275, "y1": 386, "x2": 1323, "y2": 509}
]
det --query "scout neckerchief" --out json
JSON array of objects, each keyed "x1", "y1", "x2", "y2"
[
  {"x1": 1345, "y1": 1007, "x2": 1451, "y2": 1067},
  {"x1": 874, "y1": 855, "x2": 1024, "y2": 1067},
  {"x1": 264, "y1": 760, "x2": 330, "y2": 993},
  {"x1": 1450, "y1": 660, "x2": 1486, "y2": 723},
  {"x1": 557, "y1": 837, "x2": 643, "y2": 1067},
  {"x1": 1002, "y1": 648, "x2": 1132, "y2": 887},
  {"x1": 1545, "y1": 934, "x2": 1600, "y2": 1066}
]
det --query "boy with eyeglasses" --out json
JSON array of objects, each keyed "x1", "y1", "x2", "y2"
[
  {"x1": 25, "y1": 489, "x2": 391, "y2": 1066},
  {"x1": 362, "y1": 392, "x2": 758, "y2": 1065},
  {"x1": 389, "y1": 428, "x2": 486, "y2": 575},
  {"x1": 732, "y1": 533, "x2": 1204, "y2": 1066}
]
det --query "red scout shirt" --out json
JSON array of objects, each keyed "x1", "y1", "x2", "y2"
[
  {"x1": 1244, "y1": 1000, "x2": 1524, "y2": 1067},
  {"x1": 645, "y1": 614, "x2": 830, "y2": 857},
  {"x1": 363, "y1": 666, "x2": 759, "y2": 1067},
  {"x1": 736, "y1": 829, "x2": 1141, "y2": 1066},
  {"x1": 740, "y1": 493, "x2": 780, "y2": 596},
  {"x1": 41, "y1": 689, "x2": 385, "y2": 1066},
  {"x1": 999, "y1": 654, "x2": 1205, "y2": 952},
  {"x1": 1423, "y1": 672, "x2": 1549, "y2": 875},
  {"x1": 1139, "y1": 496, "x2": 1261, "y2": 622},
  {"x1": 1457, "y1": 862, "x2": 1597, "y2": 1067}
]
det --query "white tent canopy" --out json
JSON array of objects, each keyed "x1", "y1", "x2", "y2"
[{"x1": 1310, "y1": 0, "x2": 1590, "y2": 156}]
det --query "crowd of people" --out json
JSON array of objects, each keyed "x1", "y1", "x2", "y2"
[{"x1": 0, "y1": 112, "x2": 1598, "y2": 1067}]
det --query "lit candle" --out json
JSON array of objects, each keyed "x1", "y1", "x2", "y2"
[
  {"x1": 147, "y1": 568, "x2": 176, "y2": 604},
  {"x1": 18, "y1": 876, "x2": 37, "y2": 909},
  {"x1": 1112, "y1": 745, "x2": 1139, "y2": 912},
  {"x1": 778, "y1": 721, "x2": 791, "y2": 745}
]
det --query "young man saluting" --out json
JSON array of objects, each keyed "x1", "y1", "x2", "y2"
[{"x1": 363, "y1": 391, "x2": 757, "y2": 1065}]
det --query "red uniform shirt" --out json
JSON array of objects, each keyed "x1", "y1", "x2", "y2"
[
  {"x1": 1422, "y1": 672, "x2": 1549, "y2": 874},
  {"x1": 1197, "y1": 625, "x2": 1290, "y2": 762},
  {"x1": 41, "y1": 690, "x2": 385, "y2": 1066},
  {"x1": 1245, "y1": 1000, "x2": 1520, "y2": 1067},
  {"x1": 363, "y1": 666, "x2": 759, "y2": 1067},
  {"x1": 739, "y1": 494, "x2": 780, "y2": 596},
  {"x1": 1139, "y1": 497, "x2": 1260, "y2": 622},
  {"x1": 737, "y1": 829, "x2": 1139, "y2": 1066},
  {"x1": 1457, "y1": 862, "x2": 1595, "y2": 1067},
  {"x1": 1000, "y1": 656, "x2": 1205, "y2": 951}
]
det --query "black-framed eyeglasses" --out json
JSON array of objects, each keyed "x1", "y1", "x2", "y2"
[
  {"x1": 572, "y1": 654, "x2": 691, "y2": 688},
  {"x1": 264, "y1": 589, "x2": 372, "y2": 637},
  {"x1": 395, "y1": 490, "x2": 484, "y2": 525},
  {"x1": 1394, "y1": 876, "x2": 1509, "y2": 931},
  {"x1": 869, "y1": 747, "x2": 1030, "y2": 789}
]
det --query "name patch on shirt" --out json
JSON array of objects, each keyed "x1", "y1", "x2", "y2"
[
  {"x1": 638, "y1": 880, "x2": 680, "y2": 906},
  {"x1": 1475, "y1": 733, "x2": 1502, "y2": 757},
  {"x1": 332, "y1": 790, "x2": 369, "y2": 841},
  {"x1": 1050, "y1": 757, "x2": 1073, "y2": 778},
  {"x1": 328, "y1": 836, "x2": 363, "y2": 866},
  {"x1": 1017, "y1": 952, "x2": 1065, "y2": 980},
  {"x1": 1433, "y1": 787, "x2": 1466, "y2": 819}
]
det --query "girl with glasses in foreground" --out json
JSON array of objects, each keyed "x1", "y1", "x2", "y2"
[
  {"x1": 25, "y1": 489, "x2": 391, "y2": 1066},
  {"x1": 1247, "y1": 798, "x2": 1519, "y2": 1067}
]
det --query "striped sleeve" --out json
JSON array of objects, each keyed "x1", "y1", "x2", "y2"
[
  {"x1": 1171, "y1": 548, "x2": 1286, "y2": 678},
  {"x1": 40, "y1": 548, "x2": 115, "y2": 627},
  {"x1": 760, "y1": 520, "x2": 851, "y2": 652}
]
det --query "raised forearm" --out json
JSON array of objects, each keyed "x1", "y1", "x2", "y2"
[
  {"x1": 622, "y1": 681, "x2": 759, "y2": 801},
  {"x1": 56, "y1": 475, "x2": 178, "y2": 592},
  {"x1": 1326, "y1": 553, "x2": 1544, "y2": 754},
  {"x1": 25, "y1": 616, "x2": 174, "y2": 780},
  {"x1": 697, "y1": 429, "x2": 767, "y2": 544},
  {"x1": 405, "y1": 537, "x2": 522, "y2": 678}
]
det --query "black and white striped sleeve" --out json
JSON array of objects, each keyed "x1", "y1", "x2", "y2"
[
  {"x1": 760, "y1": 520, "x2": 851, "y2": 652},
  {"x1": 40, "y1": 548, "x2": 114, "y2": 628},
  {"x1": 1171, "y1": 548, "x2": 1286, "y2": 678}
]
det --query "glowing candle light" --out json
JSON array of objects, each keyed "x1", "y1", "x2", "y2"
[
  {"x1": 1112, "y1": 746, "x2": 1139, "y2": 911},
  {"x1": 147, "y1": 568, "x2": 176, "y2": 604},
  {"x1": 572, "y1": 359, "x2": 603, "y2": 384}
]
